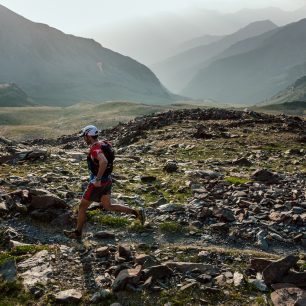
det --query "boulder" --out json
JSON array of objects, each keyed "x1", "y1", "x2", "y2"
[
  {"x1": 250, "y1": 258, "x2": 272, "y2": 272},
  {"x1": 252, "y1": 169, "x2": 279, "y2": 183},
  {"x1": 157, "y1": 203, "x2": 185, "y2": 213},
  {"x1": 96, "y1": 246, "x2": 110, "y2": 257},
  {"x1": 18, "y1": 250, "x2": 53, "y2": 290},
  {"x1": 134, "y1": 254, "x2": 159, "y2": 268},
  {"x1": 231, "y1": 157, "x2": 253, "y2": 166},
  {"x1": 54, "y1": 289, "x2": 82, "y2": 303},
  {"x1": 112, "y1": 265, "x2": 142, "y2": 291},
  {"x1": 271, "y1": 287, "x2": 305, "y2": 306},
  {"x1": 29, "y1": 190, "x2": 67, "y2": 209},
  {"x1": 118, "y1": 245, "x2": 132, "y2": 260},
  {"x1": 248, "y1": 279, "x2": 268, "y2": 292},
  {"x1": 233, "y1": 271, "x2": 244, "y2": 287},
  {"x1": 262, "y1": 255, "x2": 299, "y2": 284},
  {"x1": 163, "y1": 161, "x2": 178, "y2": 173},
  {"x1": 143, "y1": 264, "x2": 173, "y2": 280}
]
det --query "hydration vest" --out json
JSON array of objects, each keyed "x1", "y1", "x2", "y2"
[{"x1": 87, "y1": 141, "x2": 115, "y2": 178}]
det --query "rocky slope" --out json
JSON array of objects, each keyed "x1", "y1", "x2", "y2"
[{"x1": 0, "y1": 108, "x2": 305, "y2": 305}]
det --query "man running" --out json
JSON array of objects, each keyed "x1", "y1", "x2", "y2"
[{"x1": 64, "y1": 125, "x2": 145, "y2": 239}]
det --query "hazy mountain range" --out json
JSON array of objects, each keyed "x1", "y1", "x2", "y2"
[
  {"x1": 151, "y1": 20, "x2": 278, "y2": 93},
  {"x1": 86, "y1": 6, "x2": 306, "y2": 65},
  {"x1": 182, "y1": 18, "x2": 306, "y2": 105},
  {"x1": 0, "y1": 4, "x2": 177, "y2": 106},
  {"x1": 1, "y1": 4, "x2": 306, "y2": 108}
]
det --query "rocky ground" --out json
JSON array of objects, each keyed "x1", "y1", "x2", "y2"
[{"x1": 0, "y1": 108, "x2": 305, "y2": 305}]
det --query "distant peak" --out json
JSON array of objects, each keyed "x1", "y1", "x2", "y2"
[
  {"x1": 241, "y1": 19, "x2": 278, "y2": 30},
  {"x1": 248, "y1": 19, "x2": 277, "y2": 26}
]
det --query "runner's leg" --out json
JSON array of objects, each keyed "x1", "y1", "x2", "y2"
[
  {"x1": 76, "y1": 198, "x2": 93, "y2": 232},
  {"x1": 100, "y1": 193, "x2": 136, "y2": 215}
]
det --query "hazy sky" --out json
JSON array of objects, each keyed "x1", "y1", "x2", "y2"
[{"x1": 0, "y1": 0, "x2": 305, "y2": 35}]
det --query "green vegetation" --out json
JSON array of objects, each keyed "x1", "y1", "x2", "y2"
[
  {"x1": 0, "y1": 280, "x2": 35, "y2": 306},
  {"x1": 128, "y1": 221, "x2": 147, "y2": 232},
  {"x1": 224, "y1": 176, "x2": 250, "y2": 185},
  {"x1": 159, "y1": 221, "x2": 184, "y2": 233},
  {"x1": 87, "y1": 211, "x2": 130, "y2": 227},
  {"x1": 0, "y1": 102, "x2": 208, "y2": 140},
  {"x1": 176, "y1": 252, "x2": 199, "y2": 263},
  {"x1": 0, "y1": 245, "x2": 50, "y2": 266},
  {"x1": 158, "y1": 286, "x2": 225, "y2": 306},
  {"x1": 297, "y1": 260, "x2": 306, "y2": 272}
]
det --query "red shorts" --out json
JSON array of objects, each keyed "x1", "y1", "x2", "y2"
[{"x1": 83, "y1": 180, "x2": 112, "y2": 202}]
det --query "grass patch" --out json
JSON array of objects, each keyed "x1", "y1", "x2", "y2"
[
  {"x1": 176, "y1": 253, "x2": 199, "y2": 263},
  {"x1": 297, "y1": 260, "x2": 306, "y2": 272},
  {"x1": 159, "y1": 286, "x2": 225, "y2": 306},
  {"x1": 140, "y1": 191, "x2": 161, "y2": 205},
  {"x1": 224, "y1": 176, "x2": 250, "y2": 185},
  {"x1": 128, "y1": 221, "x2": 146, "y2": 232},
  {"x1": 0, "y1": 245, "x2": 50, "y2": 266},
  {"x1": 0, "y1": 280, "x2": 35, "y2": 305},
  {"x1": 87, "y1": 211, "x2": 130, "y2": 227},
  {"x1": 259, "y1": 144, "x2": 282, "y2": 152},
  {"x1": 159, "y1": 221, "x2": 184, "y2": 233},
  {"x1": 254, "y1": 295, "x2": 269, "y2": 306}
]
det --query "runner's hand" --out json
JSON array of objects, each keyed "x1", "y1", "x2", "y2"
[{"x1": 93, "y1": 180, "x2": 101, "y2": 187}]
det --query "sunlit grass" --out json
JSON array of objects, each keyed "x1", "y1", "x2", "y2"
[
  {"x1": 87, "y1": 211, "x2": 130, "y2": 227},
  {"x1": 224, "y1": 176, "x2": 251, "y2": 185}
]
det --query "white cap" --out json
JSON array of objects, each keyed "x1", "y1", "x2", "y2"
[{"x1": 79, "y1": 125, "x2": 99, "y2": 137}]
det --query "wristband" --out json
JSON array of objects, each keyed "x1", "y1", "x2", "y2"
[{"x1": 96, "y1": 177, "x2": 102, "y2": 181}]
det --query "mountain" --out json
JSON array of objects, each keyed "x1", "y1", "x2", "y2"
[
  {"x1": 178, "y1": 34, "x2": 224, "y2": 52},
  {"x1": 182, "y1": 18, "x2": 306, "y2": 105},
  {"x1": 0, "y1": 4, "x2": 176, "y2": 106},
  {"x1": 260, "y1": 75, "x2": 306, "y2": 106},
  {"x1": 254, "y1": 101, "x2": 306, "y2": 116},
  {"x1": 151, "y1": 20, "x2": 278, "y2": 93},
  {"x1": 85, "y1": 9, "x2": 226, "y2": 65},
  {"x1": 0, "y1": 83, "x2": 34, "y2": 107},
  {"x1": 85, "y1": 6, "x2": 306, "y2": 65}
]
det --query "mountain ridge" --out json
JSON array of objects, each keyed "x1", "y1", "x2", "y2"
[
  {"x1": 151, "y1": 20, "x2": 278, "y2": 93},
  {"x1": 182, "y1": 18, "x2": 306, "y2": 104},
  {"x1": 0, "y1": 4, "x2": 176, "y2": 106}
]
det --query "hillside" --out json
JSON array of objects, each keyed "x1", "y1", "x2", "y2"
[
  {"x1": 182, "y1": 18, "x2": 306, "y2": 104},
  {"x1": 0, "y1": 83, "x2": 34, "y2": 107},
  {"x1": 254, "y1": 101, "x2": 306, "y2": 117},
  {"x1": 151, "y1": 20, "x2": 277, "y2": 93},
  {"x1": 261, "y1": 75, "x2": 306, "y2": 106},
  {"x1": 0, "y1": 108, "x2": 305, "y2": 305},
  {"x1": 0, "y1": 4, "x2": 176, "y2": 106}
]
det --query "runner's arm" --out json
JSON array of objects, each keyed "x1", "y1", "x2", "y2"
[{"x1": 95, "y1": 153, "x2": 108, "y2": 180}]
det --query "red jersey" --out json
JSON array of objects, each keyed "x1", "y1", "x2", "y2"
[{"x1": 89, "y1": 141, "x2": 104, "y2": 161}]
